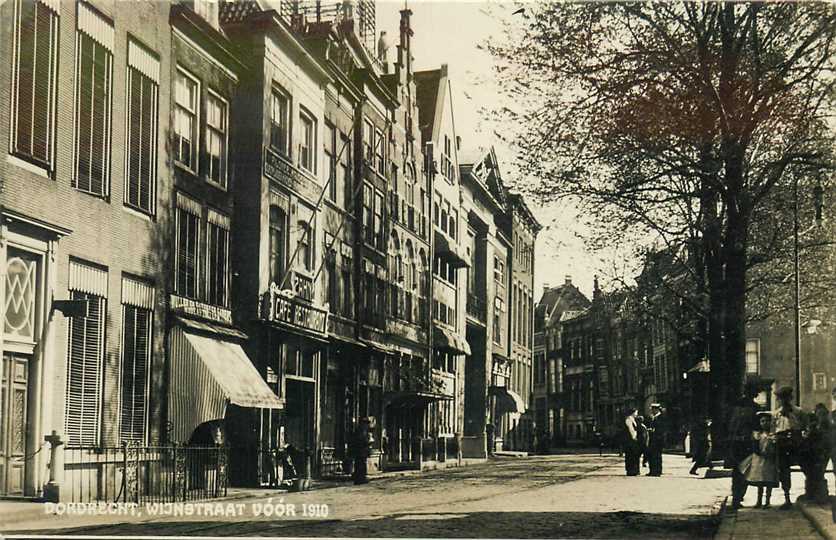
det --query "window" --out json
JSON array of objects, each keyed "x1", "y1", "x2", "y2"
[
  {"x1": 745, "y1": 338, "x2": 760, "y2": 375},
  {"x1": 270, "y1": 87, "x2": 290, "y2": 155},
  {"x1": 11, "y1": 0, "x2": 58, "y2": 169},
  {"x1": 299, "y1": 109, "x2": 316, "y2": 173},
  {"x1": 120, "y1": 277, "x2": 153, "y2": 443},
  {"x1": 206, "y1": 213, "x2": 229, "y2": 306},
  {"x1": 813, "y1": 372, "x2": 827, "y2": 391},
  {"x1": 73, "y1": 5, "x2": 113, "y2": 196},
  {"x1": 341, "y1": 132, "x2": 352, "y2": 208},
  {"x1": 341, "y1": 261, "x2": 352, "y2": 318},
  {"x1": 375, "y1": 128, "x2": 385, "y2": 172},
  {"x1": 325, "y1": 250, "x2": 338, "y2": 311},
  {"x1": 174, "y1": 69, "x2": 198, "y2": 170},
  {"x1": 175, "y1": 198, "x2": 200, "y2": 299},
  {"x1": 325, "y1": 122, "x2": 337, "y2": 201},
  {"x1": 125, "y1": 41, "x2": 160, "y2": 214},
  {"x1": 65, "y1": 261, "x2": 107, "y2": 447},
  {"x1": 374, "y1": 190, "x2": 384, "y2": 249},
  {"x1": 494, "y1": 257, "x2": 505, "y2": 285},
  {"x1": 493, "y1": 297, "x2": 504, "y2": 344},
  {"x1": 298, "y1": 220, "x2": 313, "y2": 271},
  {"x1": 363, "y1": 119, "x2": 373, "y2": 163},
  {"x1": 450, "y1": 209, "x2": 458, "y2": 240},
  {"x1": 269, "y1": 206, "x2": 287, "y2": 285},
  {"x1": 433, "y1": 193, "x2": 441, "y2": 227},
  {"x1": 363, "y1": 184, "x2": 374, "y2": 244},
  {"x1": 205, "y1": 92, "x2": 227, "y2": 187}
]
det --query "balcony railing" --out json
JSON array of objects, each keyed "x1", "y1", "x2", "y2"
[{"x1": 467, "y1": 293, "x2": 487, "y2": 323}]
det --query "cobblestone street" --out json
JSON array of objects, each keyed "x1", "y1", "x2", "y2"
[{"x1": 4, "y1": 454, "x2": 735, "y2": 538}]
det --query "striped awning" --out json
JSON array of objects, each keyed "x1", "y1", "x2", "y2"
[
  {"x1": 169, "y1": 327, "x2": 282, "y2": 444},
  {"x1": 434, "y1": 325, "x2": 472, "y2": 356},
  {"x1": 489, "y1": 385, "x2": 526, "y2": 414}
]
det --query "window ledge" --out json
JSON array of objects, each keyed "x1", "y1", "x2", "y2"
[
  {"x1": 7, "y1": 154, "x2": 51, "y2": 179},
  {"x1": 174, "y1": 160, "x2": 199, "y2": 177},
  {"x1": 205, "y1": 177, "x2": 228, "y2": 192},
  {"x1": 123, "y1": 204, "x2": 155, "y2": 222}
]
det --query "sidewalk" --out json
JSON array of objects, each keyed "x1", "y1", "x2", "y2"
[{"x1": 715, "y1": 471, "x2": 835, "y2": 539}]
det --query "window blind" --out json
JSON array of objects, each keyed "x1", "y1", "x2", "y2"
[
  {"x1": 65, "y1": 291, "x2": 106, "y2": 447},
  {"x1": 120, "y1": 303, "x2": 151, "y2": 443}
]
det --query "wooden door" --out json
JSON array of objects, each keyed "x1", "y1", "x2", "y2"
[{"x1": 0, "y1": 353, "x2": 28, "y2": 496}]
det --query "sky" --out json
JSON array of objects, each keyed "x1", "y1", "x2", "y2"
[{"x1": 376, "y1": 0, "x2": 604, "y2": 299}]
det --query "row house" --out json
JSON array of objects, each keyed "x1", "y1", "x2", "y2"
[
  {"x1": 532, "y1": 277, "x2": 589, "y2": 448},
  {"x1": 501, "y1": 193, "x2": 540, "y2": 451},
  {"x1": 0, "y1": 0, "x2": 290, "y2": 499}
]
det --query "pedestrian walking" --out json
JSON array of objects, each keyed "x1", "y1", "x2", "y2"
[
  {"x1": 727, "y1": 390, "x2": 758, "y2": 512},
  {"x1": 690, "y1": 418, "x2": 714, "y2": 476},
  {"x1": 647, "y1": 403, "x2": 665, "y2": 476},
  {"x1": 624, "y1": 408, "x2": 641, "y2": 476},
  {"x1": 349, "y1": 417, "x2": 374, "y2": 485},
  {"x1": 772, "y1": 386, "x2": 805, "y2": 509},
  {"x1": 738, "y1": 412, "x2": 778, "y2": 508}
]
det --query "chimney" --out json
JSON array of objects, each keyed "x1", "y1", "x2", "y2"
[
  {"x1": 564, "y1": 275, "x2": 572, "y2": 286},
  {"x1": 593, "y1": 275, "x2": 601, "y2": 301}
]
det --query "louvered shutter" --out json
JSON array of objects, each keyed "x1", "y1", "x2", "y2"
[
  {"x1": 125, "y1": 42, "x2": 158, "y2": 213},
  {"x1": 74, "y1": 28, "x2": 112, "y2": 196},
  {"x1": 13, "y1": 1, "x2": 57, "y2": 166},
  {"x1": 120, "y1": 304, "x2": 151, "y2": 442},
  {"x1": 65, "y1": 291, "x2": 105, "y2": 447}
]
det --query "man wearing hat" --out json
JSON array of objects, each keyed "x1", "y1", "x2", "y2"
[
  {"x1": 349, "y1": 417, "x2": 374, "y2": 485},
  {"x1": 772, "y1": 386, "x2": 805, "y2": 509},
  {"x1": 646, "y1": 403, "x2": 665, "y2": 476}
]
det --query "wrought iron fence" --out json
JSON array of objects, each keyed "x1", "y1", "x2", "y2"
[{"x1": 62, "y1": 444, "x2": 228, "y2": 503}]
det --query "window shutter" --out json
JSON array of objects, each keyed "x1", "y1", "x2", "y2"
[
  {"x1": 65, "y1": 292, "x2": 105, "y2": 447},
  {"x1": 125, "y1": 40, "x2": 159, "y2": 213},
  {"x1": 120, "y1": 304, "x2": 150, "y2": 442},
  {"x1": 32, "y1": 1, "x2": 55, "y2": 163}
]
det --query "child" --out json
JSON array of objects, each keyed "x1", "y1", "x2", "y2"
[{"x1": 739, "y1": 412, "x2": 779, "y2": 507}]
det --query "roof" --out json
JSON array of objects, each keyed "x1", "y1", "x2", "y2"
[
  {"x1": 536, "y1": 282, "x2": 591, "y2": 329},
  {"x1": 414, "y1": 68, "x2": 442, "y2": 144}
]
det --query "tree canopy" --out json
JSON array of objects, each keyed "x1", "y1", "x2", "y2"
[{"x1": 490, "y1": 2, "x2": 836, "y2": 418}]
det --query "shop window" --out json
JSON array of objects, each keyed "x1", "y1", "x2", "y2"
[
  {"x1": 73, "y1": 5, "x2": 113, "y2": 197},
  {"x1": 11, "y1": 0, "x2": 58, "y2": 170}
]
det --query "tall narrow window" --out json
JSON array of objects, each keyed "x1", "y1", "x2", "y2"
[
  {"x1": 375, "y1": 128, "x2": 385, "y2": 172},
  {"x1": 207, "y1": 211, "x2": 230, "y2": 306},
  {"x1": 11, "y1": 0, "x2": 59, "y2": 169},
  {"x1": 120, "y1": 276, "x2": 153, "y2": 443},
  {"x1": 363, "y1": 184, "x2": 374, "y2": 244},
  {"x1": 341, "y1": 259, "x2": 352, "y2": 319},
  {"x1": 374, "y1": 190, "x2": 384, "y2": 249},
  {"x1": 174, "y1": 68, "x2": 198, "y2": 170},
  {"x1": 298, "y1": 220, "x2": 313, "y2": 271},
  {"x1": 73, "y1": 4, "x2": 113, "y2": 196},
  {"x1": 205, "y1": 91, "x2": 227, "y2": 187},
  {"x1": 174, "y1": 195, "x2": 200, "y2": 299},
  {"x1": 299, "y1": 109, "x2": 316, "y2": 173},
  {"x1": 325, "y1": 122, "x2": 337, "y2": 201},
  {"x1": 745, "y1": 339, "x2": 760, "y2": 375},
  {"x1": 65, "y1": 260, "x2": 108, "y2": 447},
  {"x1": 269, "y1": 206, "x2": 286, "y2": 284},
  {"x1": 270, "y1": 87, "x2": 290, "y2": 155},
  {"x1": 341, "y1": 132, "x2": 352, "y2": 208},
  {"x1": 363, "y1": 119, "x2": 374, "y2": 163},
  {"x1": 125, "y1": 40, "x2": 159, "y2": 214}
]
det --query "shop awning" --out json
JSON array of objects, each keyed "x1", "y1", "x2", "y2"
[
  {"x1": 169, "y1": 327, "x2": 283, "y2": 443},
  {"x1": 385, "y1": 390, "x2": 453, "y2": 408},
  {"x1": 434, "y1": 230, "x2": 470, "y2": 268},
  {"x1": 489, "y1": 385, "x2": 526, "y2": 414},
  {"x1": 434, "y1": 325, "x2": 472, "y2": 355}
]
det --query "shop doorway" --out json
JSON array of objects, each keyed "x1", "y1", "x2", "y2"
[
  {"x1": 0, "y1": 353, "x2": 29, "y2": 496},
  {"x1": 285, "y1": 379, "x2": 315, "y2": 452}
]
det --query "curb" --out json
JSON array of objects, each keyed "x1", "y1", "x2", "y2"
[
  {"x1": 797, "y1": 499, "x2": 836, "y2": 540},
  {"x1": 712, "y1": 496, "x2": 734, "y2": 540}
]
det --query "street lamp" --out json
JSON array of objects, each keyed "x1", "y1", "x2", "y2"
[{"x1": 792, "y1": 174, "x2": 824, "y2": 407}]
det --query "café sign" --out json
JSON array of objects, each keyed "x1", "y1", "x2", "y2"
[
  {"x1": 263, "y1": 146, "x2": 321, "y2": 204},
  {"x1": 170, "y1": 295, "x2": 233, "y2": 326},
  {"x1": 261, "y1": 284, "x2": 328, "y2": 336}
]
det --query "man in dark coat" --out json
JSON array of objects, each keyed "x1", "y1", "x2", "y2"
[
  {"x1": 646, "y1": 403, "x2": 665, "y2": 476},
  {"x1": 349, "y1": 417, "x2": 373, "y2": 485}
]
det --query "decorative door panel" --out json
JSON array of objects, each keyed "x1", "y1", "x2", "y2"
[{"x1": 0, "y1": 354, "x2": 28, "y2": 496}]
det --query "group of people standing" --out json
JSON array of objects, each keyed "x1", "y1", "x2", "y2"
[
  {"x1": 726, "y1": 385, "x2": 836, "y2": 512},
  {"x1": 623, "y1": 403, "x2": 666, "y2": 476}
]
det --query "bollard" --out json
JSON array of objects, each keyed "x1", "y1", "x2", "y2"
[{"x1": 43, "y1": 430, "x2": 64, "y2": 503}]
